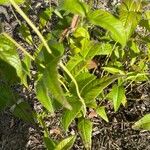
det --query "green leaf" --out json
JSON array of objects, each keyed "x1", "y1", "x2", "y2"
[
  {"x1": 69, "y1": 72, "x2": 96, "y2": 96},
  {"x1": 74, "y1": 27, "x2": 90, "y2": 39},
  {"x1": 62, "y1": 99, "x2": 82, "y2": 132},
  {"x1": 0, "y1": 35, "x2": 26, "y2": 85},
  {"x1": 81, "y1": 75, "x2": 120, "y2": 103},
  {"x1": 88, "y1": 10, "x2": 127, "y2": 46},
  {"x1": 96, "y1": 106, "x2": 109, "y2": 122},
  {"x1": 63, "y1": 0, "x2": 89, "y2": 16},
  {"x1": 10, "y1": 100, "x2": 35, "y2": 124},
  {"x1": 102, "y1": 67, "x2": 125, "y2": 75},
  {"x1": 44, "y1": 137, "x2": 56, "y2": 150},
  {"x1": 66, "y1": 54, "x2": 86, "y2": 77},
  {"x1": 132, "y1": 114, "x2": 150, "y2": 130},
  {"x1": 0, "y1": 0, "x2": 24, "y2": 5},
  {"x1": 55, "y1": 135, "x2": 76, "y2": 150},
  {"x1": 19, "y1": 24, "x2": 32, "y2": 45},
  {"x1": 37, "y1": 40, "x2": 71, "y2": 110},
  {"x1": 140, "y1": 10, "x2": 150, "y2": 31},
  {"x1": 119, "y1": 0, "x2": 142, "y2": 39},
  {"x1": 109, "y1": 84, "x2": 126, "y2": 112},
  {"x1": 0, "y1": 82, "x2": 16, "y2": 111},
  {"x1": 78, "y1": 118, "x2": 93, "y2": 150},
  {"x1": 0, "y1": 59, "x2": 19, "y2": 84},
  {"x1": 39, "y1": 7, "x2": 53, "y2": 29},
  {"x1": 36, "y1": 77, "x2": 54, "y2": 113}
]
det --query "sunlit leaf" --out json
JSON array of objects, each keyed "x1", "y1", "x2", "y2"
[
  {"x1": 88, "y1": 10, "x2": 127, "y2": 46},
  {"x1": 78, "y1": 118, "x2": 92, "y2": 150},
  {"x1": 132, "y1": 114, "x2": 150, "y2": 130},
  {"x1": 119, "y1": 0, "x2": 142, "y2": 39},
  {"x1": 103, "y1": 67, "x2": 125, "y2": 75},
  {"x1": 96, "y1": 106, "x2": 109, "y2": 122},
  {"x1": 0, "y1": 35, "x2": 26, "y2": 85},
  {"x1": 81, "y1": 75, "x2": 120, "y2": 103},
  {"x1": 63, "y1": 0, "x2": 89, "y2": 16},
  {"x1": 108, "y1": 84, "x2": 126, "y2": 112},
  {"x1": 55, "y1": 135, "x2": 76, "y2": 150}
]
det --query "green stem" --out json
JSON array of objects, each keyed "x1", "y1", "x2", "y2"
[
  {"x1": 9, "y1": 0, "x2": 52, "y2": 54},
  {"x1": 2, "y1": 32, "x2": 35, "y2": 61},
  {"x1": 60, "y1": 62, "x2": 86, "y2": 116}
]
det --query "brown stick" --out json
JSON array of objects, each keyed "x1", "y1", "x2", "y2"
[{"x1": 59, "y1": 15, "x2": 80, "y2": 42}]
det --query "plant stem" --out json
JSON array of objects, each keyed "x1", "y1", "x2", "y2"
[{"x1": 9, "y1": 0, "x2": 52, "y2": 54}]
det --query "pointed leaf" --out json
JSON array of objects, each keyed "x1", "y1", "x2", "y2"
[
  {"x1": 44, "y1": 137, "x2": 56, "y2": 150},
  {"x1": 132, "y1": 114, "x2": 150, "y2": 130},
  {"x1": 81, "y1": 75, "x2": 120, "y2": 103},
  {"x1": 36, "y1": 77, "x2": 54, "y2": 113},
  {"x1": 109, "y1": 84, "x2": 126, "y2": 112},
  {"x1": 55, "y1": 135, "x2": 76, "y2": 150},
  {"x1": 0, "y1": 34, "x2": 26, "y2": 85},
  {"x1": 78, "y1": 118, "x2": 93, "y2": 150},
  {"x1": 96, "y1": 106, "x2": 109, "y2": 122},
  {"x1": 62, "y1": 99, "x2": 82, "y2": 132},
  {"x1": 88, "y1": 10, "x2": 127, "y2": 46}
]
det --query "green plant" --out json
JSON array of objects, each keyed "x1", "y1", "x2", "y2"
[{"x1": 0, "y1": 0, "x2": 150, "y2": 149}]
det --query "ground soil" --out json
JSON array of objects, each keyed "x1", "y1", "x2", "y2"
[{"x1": 0, "y1": 1, "x2": 150, "y2": 150}]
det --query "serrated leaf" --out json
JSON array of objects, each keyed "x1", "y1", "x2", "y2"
[
  {"x1": 88, "y1": 10, "x2": 127, "y2": 46},
  {"x1": 44, "y1": 137, "x2": 56, "y2": 150},
  {"x1": 55, "y1": 135, "x2": 76, "y2": 150},
  {"x1": 78, "y1": 118, "x2": 93, "y2": 150},
  {"x1": 0, "y1": 0, "x2": 24, "y2": 5},
  {"x1": 109, "y1": 84, "x2": 126, "y2": 112},
  {"x1": 0, "y1": 82, "x2": 16, "y2": 111},
  {"x1": 63, "y1": 0, "x2": 89, "y2": 16},
  {"x1": 96, "y1": 106, "x2": 109, "y2": 122},
  {"x1": 10, "y1": 100, "x2": 35, "y2": 124},
  {"x1": 62, "y1": 99, "x2": 82, "y2": 132},
  {"x1": 132, "y1": 114, "x2": 150, "y2": 130},
  {"x1": 36, "y1": 77, "x2": 54, "y2": 113},
  {"x1": 119, "y1": 0, "x2": 142, "y2": 39},
  {"x1": 0, "y1": 34, "x2": 26, "y2": 85},
  {"x1": 81, "y1": 75, "x2": 120, "y2": 103}
]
